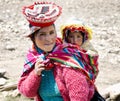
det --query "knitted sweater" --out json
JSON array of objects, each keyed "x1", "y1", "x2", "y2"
[
  {"x1": 18, "y1": 65, "x2": 94, "y2": 101},
  {"x1": 39, "y1": 69, "x2": 63, "y2": 101}
]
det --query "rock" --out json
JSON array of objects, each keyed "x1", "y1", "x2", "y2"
[
  {"x1": 0, "y1": 69, "x2": 6, "y2": 77},
  {"x1": 11, "y1": 89, "x2": 20, "y2": 97},
  {"x1": 0, "y1": 78, "x2": 7, "y2": 86},
  {"x1": 2, "y1": 89, "x2": 20, "y2": 97},
  {"x1": 0, "y1": 82, "x2": 17, "y2": 91},
  {"x1": 5, "y1": 44, "x2": 16, "y2": 51},
  {"x1": 0, "y1": 19, "x2": 3, "y2": 22},
  {"x1": 102, "y1": 83, "x2": 120, "y2": 101}
]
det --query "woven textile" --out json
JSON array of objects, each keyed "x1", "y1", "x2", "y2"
[{"x1": 23, "y1": 39, "x2": 98, "y2": 82}]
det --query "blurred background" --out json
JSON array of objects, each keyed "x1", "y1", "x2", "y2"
[{"x1": 0, "y1": 0, "x2": 120, "y2": 100}]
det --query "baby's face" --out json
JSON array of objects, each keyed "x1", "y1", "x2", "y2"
[{"x1": 67, "y1": 32, "x2": 83, "y2": 47}]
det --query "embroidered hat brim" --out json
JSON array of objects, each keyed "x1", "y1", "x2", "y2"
[{"x1": 22, "y1": 2, "x2": 62, "y2": 36}]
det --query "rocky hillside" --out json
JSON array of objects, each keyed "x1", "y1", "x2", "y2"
[{"x1": 0, "y1": 0, "x2": 120, "y2": 100}]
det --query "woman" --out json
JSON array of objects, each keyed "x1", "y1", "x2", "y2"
[{"x1": 18, "y1": 2, "x2": 95, "y2": 101}]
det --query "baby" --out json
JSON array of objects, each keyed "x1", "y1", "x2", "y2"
[{"x1": 60, "y1": 17, "x2": 99, "y2": 80}]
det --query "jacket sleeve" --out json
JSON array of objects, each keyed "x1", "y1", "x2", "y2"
[
  {"x1": 63, "y1": 68, "x2": 91, "y2": 101},
  {"x1": 17, "y1": 70, "x2": 41, "y2": 98}
]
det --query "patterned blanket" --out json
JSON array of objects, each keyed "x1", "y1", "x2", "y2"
[{"x1": 23, "y1": 40, "x2": 99, "y2": 82}]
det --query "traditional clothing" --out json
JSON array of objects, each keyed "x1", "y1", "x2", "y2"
[
  {"x1": 22, "y1": 1, "x2": 62, "y2": 37},
  {"x1": 60, "y1": 17, "x2": 92, "y2": 42},
  {"x1": 60, "y1": 17, "x2": 99, "y2": 79},
  {"x1": 22, "y1": 40, "x2": 98, "y2": 82},
  {"x1": 18, "y1": 39, "x2": 95, "y2": 101},
  {"x1": 18, "y1": 2, "x2": 95, "y2": 101}
]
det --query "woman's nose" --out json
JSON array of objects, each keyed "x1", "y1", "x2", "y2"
[{"x1": 45, "y1": 34, "x2": 52, "y2": 41}]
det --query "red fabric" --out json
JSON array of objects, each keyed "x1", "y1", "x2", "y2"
[
  {"x1": 18, "y1": 65, "x2": 94, "y2": 101},
  {"x1": 22, "y1": 2, "x2": 62, "y2": 27},
  {"x1": 28, "y1": 20, "x2": 55, "y2": 27}
]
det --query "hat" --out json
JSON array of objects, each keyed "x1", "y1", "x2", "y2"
[
  {"x1": 22, "y1": 1, "x2": 62, "y2": 36},
  {"x1": 60, "y1": 17, "x2": 92, "y2": 42}
]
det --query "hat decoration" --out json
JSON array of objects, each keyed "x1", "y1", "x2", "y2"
[{"x1": 22, "y1": 2, "x2": 62, "y2": 27}]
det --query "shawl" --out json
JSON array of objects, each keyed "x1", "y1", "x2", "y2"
[
  {"x1": 22, "y1": 38, "x2": 99, "y2": 82},
  {"x1": 22, "y1": 38, "x2": 62, "y2": 75},
  {"x1": 47, "y1": 43, "x2": 99, "y2": 82}
]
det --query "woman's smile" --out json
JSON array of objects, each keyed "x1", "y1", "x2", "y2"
[{"x1": 34, "y1": 25, "x2": 57, "y2": 52}]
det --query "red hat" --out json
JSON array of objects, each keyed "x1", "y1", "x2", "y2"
[{"x1": 22, "y1": 2, "x2": 62, "y2": 27}]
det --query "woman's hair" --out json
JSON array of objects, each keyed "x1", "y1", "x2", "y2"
[
  {"x1": 28, "y1": 24, "x2": 56, "y2": 44},
  {"x1": 29, "y1": 29, "x2": 40, "y2": 44}
]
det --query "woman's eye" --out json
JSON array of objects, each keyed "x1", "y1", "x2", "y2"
[
  {"x1": 39, "y1": 33, "x2": 45, "y2": 36},
  {"x1": 50, "y1": 31, "x2": 54, "y2": 35},
  {"x1": 69, "y1": 36, "x2": 73, "y2": 38}
]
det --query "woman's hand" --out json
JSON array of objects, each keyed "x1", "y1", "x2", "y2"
[{"x1": 34, "y1": 59, "x2": 45, "y2": 76}]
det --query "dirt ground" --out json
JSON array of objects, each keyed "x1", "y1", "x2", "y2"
[{"x1": 0, "y1": 0, "x2": 120, "y2": 100}]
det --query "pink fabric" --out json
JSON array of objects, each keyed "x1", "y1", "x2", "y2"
[
  {"x1": 23, "y1": 42, "x2": 98, "y2": 81},
  {"x1": 18, "y1": 65, "x2": 94, "y2": 101},
  {"x1": 18, "y1": 38, "x2": 95, "y2": 101}
]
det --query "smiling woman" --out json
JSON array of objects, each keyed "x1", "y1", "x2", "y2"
[
  {"x1": 31, "y1": 24, "x2": 57, "y2": 52},
  {"x1": 18, "y1": 1, "x2": 95, "y2": 101}
]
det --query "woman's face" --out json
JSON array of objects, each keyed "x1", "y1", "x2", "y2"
[
  {"x1": 34, "y1": 25, "x2": 57, "y2": 52},
  {"x1": 67, "y1": 32, "x2": 83, "y2": 47}
]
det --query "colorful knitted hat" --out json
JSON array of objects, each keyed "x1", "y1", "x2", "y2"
[
  {"x1": 60, "y1": 17, "x2": 92, "y2": 42},
  {"x1": 22, "y1": 1, "x2": 62, "y2": 36}
]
